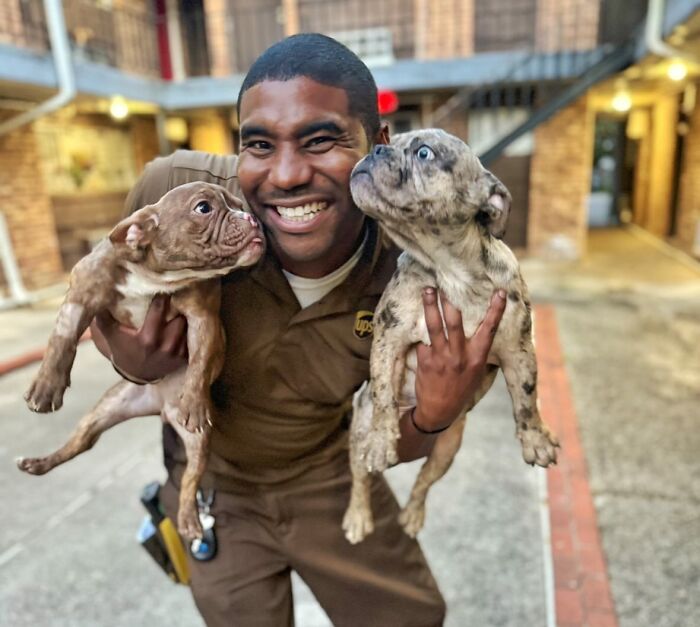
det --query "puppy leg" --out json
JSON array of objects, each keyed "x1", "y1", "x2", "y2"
[
  {"x1": 360, "y1": 327, "x2": 408, "y2": 472},
  {"x1": 501, "y1": 344, "x2": 559, "y2": 467},
  {"x1": 165, "y1": 406, "x2": 210, "y2": 540},
  {"x1": 343, "y1": 382, "x2": 376, "y2": 543},
  {"x1": 399, "y1": 414, "x2": 467, "y2": 537},
  {"x1": 24, "y1": 300, "x2": 99, "y2": 413},
  {"x1": 171, "y1": 282, "x2": 224, "y2": 433},
  {"x1": 17, "y1": 380, "x2": 161, "y2": 475}
]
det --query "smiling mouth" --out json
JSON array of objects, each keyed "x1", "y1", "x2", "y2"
[{"x1": 271, "y1": 201, "x2": 329, "y2": 223}]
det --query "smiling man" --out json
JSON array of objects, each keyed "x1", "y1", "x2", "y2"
[{"x1": 93, "y1": 34, "x2": 505, "y2": 627}]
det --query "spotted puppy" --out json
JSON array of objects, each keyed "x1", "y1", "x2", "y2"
[
  {"x1": 18, "y1": 182, "x2": 264, "y2": 539},
  {"x1": 342, "y1": 129, "x2": 559, "y2": 543}
]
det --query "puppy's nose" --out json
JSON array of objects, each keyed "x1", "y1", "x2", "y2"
[
  {"x1": 373, "y1": 145, "x2": 387, "y2": 156},
  {"x1": 230, "y1": 209, "x2": 258, "y2": 228}
]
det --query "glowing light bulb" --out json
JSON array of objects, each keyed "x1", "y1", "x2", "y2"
[
  {"x1": 612, "y1": 91, "x2": 632, "y2": 113},
  {"x1": 667, "y1": 60, "x2": 688, "y2": 82},
  {"x1": 109, "y1": 96, "x2": 129, "y2": 120}
]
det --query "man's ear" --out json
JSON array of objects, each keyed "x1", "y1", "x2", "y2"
[
  {"x1": 109, "y1": 207, "x2": 159, "y2": 251},
  {"x1": 373, "y1": 122, "x2": 390, "y2": 147}
]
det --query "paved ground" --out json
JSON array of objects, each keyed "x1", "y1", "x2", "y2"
[{"x1": 0, "y1": 226, "x2": 698, "y2": 626}]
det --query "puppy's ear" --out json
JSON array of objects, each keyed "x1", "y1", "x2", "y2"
[
  {"x1": 109, "y1": 207, "x2": 159, "y2": 251},
  {"x1": 476, "y1": 174, "x2": 511, "y2": 239},
  {"x1": 481, "y1": 193, "x2": 510, "y2": 239}
]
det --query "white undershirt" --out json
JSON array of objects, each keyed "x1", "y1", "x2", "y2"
[{"x1": 282, "y1": 231, "x2": 367, "y2": 309}]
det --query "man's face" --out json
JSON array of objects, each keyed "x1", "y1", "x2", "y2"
[{"x1": 237, "y1": 77, "x2": 374, "y2": 277}]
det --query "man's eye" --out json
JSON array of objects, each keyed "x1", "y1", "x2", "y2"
[
  {"x1": 245, "y1": 140, "x2": 273, "y2": 151},
  {"x1": 415, "y1": 145, "x2": 435, "y2": 161},
  {"x1": 306, "y1": 136, "x2": 335, "y2": 151},
  {"x1": 194, "y1": 201, "x2": 212, "y2": 214}
]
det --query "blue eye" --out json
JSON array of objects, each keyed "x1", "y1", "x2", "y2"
[{"x1": 416, "y1": 145, "x2": 435, "y2": 161}]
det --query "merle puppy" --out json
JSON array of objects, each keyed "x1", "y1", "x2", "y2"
[{"x1": 342, "y1": 129, "x2": 559, "y2": 543}]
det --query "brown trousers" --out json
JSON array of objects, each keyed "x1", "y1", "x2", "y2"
[{"x1": 161, "y1": 450, "x2": 446, "y2": 627}]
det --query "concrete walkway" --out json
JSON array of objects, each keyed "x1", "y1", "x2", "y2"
[{"x1": 0, "y1": 225, "x2": 698, "y2": 627}]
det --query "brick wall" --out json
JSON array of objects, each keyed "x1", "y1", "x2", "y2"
[
  {"x1": 0, "y1": 112, "x2": 64, "y2": 290},
  {"x1": 528, "y1": 97, "x2": 594, "y2": 259},
  {"x1": 536, "y1": 0, "x2": 599, "y2": 52},
  {"x1": 415, "y1": 0, "x2": 474, "y2": 60},
  {"x1": 129, "y1": 116, "x2": 160, "y2": 175},
  {"x1": 675, "y1": 96, "x2": 700, "y2": 254}
]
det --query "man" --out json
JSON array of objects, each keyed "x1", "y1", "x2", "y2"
[{"x1": 93, "y1": 34, "x2": 506, "y2": 626}]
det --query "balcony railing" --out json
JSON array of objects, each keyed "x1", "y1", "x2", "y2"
[{"x1": 1, "y1": 0, "x2": 611, "y2": 80}]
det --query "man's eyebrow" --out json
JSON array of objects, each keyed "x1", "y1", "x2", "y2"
[
  {"x1": 240, "y1": 124, "x2": 271, "y2": 141},
  {"x1": 295, "y1": 121, "x2": 344, "y2": 139}
]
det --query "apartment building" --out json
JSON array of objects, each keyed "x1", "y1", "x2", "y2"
[{"x1": 0, "y1": 0, "x2": 699, "y2": 299}]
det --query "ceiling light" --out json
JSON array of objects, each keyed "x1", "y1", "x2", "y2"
[
  {"x1": 109, "y1": 96, "x2": 129, "y2": 120},
  {"x1": 612, "y1": 91, "x2": 632, "y2": 113},
  {"x1": 667, "y1": 60, "x2": 688, "y2": 82}
]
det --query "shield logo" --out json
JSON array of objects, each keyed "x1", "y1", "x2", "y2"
[{"x1": 353, "y1": 310, "x2": 374, "y2": 339}]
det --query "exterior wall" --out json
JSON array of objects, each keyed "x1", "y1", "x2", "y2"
[
  {"x1": 113, "y1": 0, "x2": 161, "y2": 78},
  {"x1": 189, "y1": 114, "x2": 233, "y2": 155},
  {"x1": 415, "y1": 0, "x2": 474, "y2": 60},
  {"x1": 129, "y1": 116, "x2": 161, "y2": 175},
  {"x1": 204, "y1": 0, "x2": 235, "y2": 76},
  {"x1": 0, "y1": 113, "x2": 64, "y2": 290},
  {"x1": 675, "y1": 97, "x2": 700, "y2": 254},
  {"x1": 528, "y1": 97, "x2": 594, "y2": 259},
  {"x1": 536, "y1": 0, "x2": 600, "y2": 52}
]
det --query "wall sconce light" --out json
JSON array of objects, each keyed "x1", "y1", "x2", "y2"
[
  {"x1": 667, "y1": 59, "x2": 688, "y2": 82},
  {"x1": 109, "y1": 96, "x2": 129, "y2": 120},
  {"x1": 612, "y1": 90, "x2": 632, "y2": 113}
]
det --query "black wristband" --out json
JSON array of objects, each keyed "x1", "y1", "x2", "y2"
[{"x1": 410, "y1": 407, "x2": 450, "y2": 435}]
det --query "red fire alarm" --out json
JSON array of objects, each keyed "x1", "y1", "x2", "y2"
[{"x1": 377, "y1": 89, "x2": 399, "y2": 115}]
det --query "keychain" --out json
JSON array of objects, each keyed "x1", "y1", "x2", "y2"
[{"x1": 190, "y1": 488, "x2": 217, "y2": 561}]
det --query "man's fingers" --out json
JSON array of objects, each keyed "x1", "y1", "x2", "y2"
[
  {"x1": 440, "y1": 291, "x2": 466, "y2": 354},
  {"x1": 422, "y1": 288, "x2": 447, "y2": 348},
  {"x1": 161, "y1": 315, "x2": 187, "y2": 355},
  {"x1": 94, "y1": 309, "x2": 119, "y2": 334},
  {"x1": 471, "y1": 290, "x2": 507, "y2": 356},
  {"x1": 139, "y1": 294, "x2": 170, "y2": 349}
]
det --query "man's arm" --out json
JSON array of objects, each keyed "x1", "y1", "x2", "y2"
[{"x1": 396, "y1": 288, "x2": 507, "y2": 462}]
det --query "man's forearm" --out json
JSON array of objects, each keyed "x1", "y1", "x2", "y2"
[{"x1": 396, "y1": 408, "x2": 442, "y2": 462}]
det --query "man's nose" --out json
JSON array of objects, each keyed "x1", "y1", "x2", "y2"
[{"x1": 268, "y1": 145, "x2": 312, "y2": 190}]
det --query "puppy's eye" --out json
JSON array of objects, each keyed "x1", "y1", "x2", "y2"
[
  {"x1": 415, "y1": 145, "x2": 435, "y2": 161},
  {"x1": 194, "y1": 201, "x2": 212, "y2": 215}
]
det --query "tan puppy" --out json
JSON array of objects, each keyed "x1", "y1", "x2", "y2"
[
  {"x1": 17, "y1": 182, "x2": 264, "y2": 539},
  {"x1": 342, "y1": 129, "x2": 559, "y2": 543}
]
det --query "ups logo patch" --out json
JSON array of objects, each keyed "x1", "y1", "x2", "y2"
[{"x1": 353, "y1": 310, "x2": 374, "y2": 339}]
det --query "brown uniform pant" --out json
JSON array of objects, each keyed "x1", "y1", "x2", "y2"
[{"x1": 161, "y1": 450, "x2": 446, "y2": 627}]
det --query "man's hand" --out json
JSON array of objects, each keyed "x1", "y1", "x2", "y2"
[
  {"x1": 90, "y1": 294, "x2": 188, "y2": 382},
  {"x1": 412, "y1": 288, "x2": 507, "y2": 432}
]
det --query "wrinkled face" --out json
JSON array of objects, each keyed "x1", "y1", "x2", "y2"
[
  {"x1": 236, "y1": 77, "x2": 374, "y2": 278},
  {"x1": 110, "y1": 182, "x2": 265, "y2": 272},
  {"x1": 350, "y1": 129, "x2": 511, "y2": 244}
]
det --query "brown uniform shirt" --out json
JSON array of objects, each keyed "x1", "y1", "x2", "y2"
[{"x1": 124, "y1": 150, "x2": 399, "y2": 489}]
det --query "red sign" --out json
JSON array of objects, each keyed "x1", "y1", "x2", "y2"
[{"x1": 377, "y1": 89, "x2": 399, "y2": 115}]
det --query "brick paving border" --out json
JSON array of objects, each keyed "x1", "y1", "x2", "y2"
[
  {"x1": 535, "y1": 305, "x2": 618, "y2": 627},
  {"x1": 0, "y1": 330, "x2": 91, "y2": 377}
]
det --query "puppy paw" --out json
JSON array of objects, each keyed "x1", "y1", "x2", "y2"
[
  {"x1": 178, "y1": 507, "x2": 203, "y2": 541},
  {"x1": 16, "y1": 456, "x2": 53, "y2": 475},
  {"x1": 358, "y1": 416, "x2": 400, "y2": 473},
  {"x1": 342, "y1": 504, "x2": 374, "y2": 544},
  {"x1": 519, "y1": 424, "x2": 559, "y2": 467},
  {"x1": 24, "y1": 378, "x2": 67, "y2": 413},
  {"x1": 399, "y1": 503, "x2": 426, "y2": 538},
  {"x1": 176, "y1": 392, "x2": 213, "y2": 434}
]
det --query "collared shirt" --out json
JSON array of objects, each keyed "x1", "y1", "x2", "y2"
[{"x1": 124, "y1": 150, "x2": 399, "y2": 487}]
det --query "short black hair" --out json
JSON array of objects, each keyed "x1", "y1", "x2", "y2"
[{"x1": 237, "y1": 33, "x2": 380, "y2": 141}]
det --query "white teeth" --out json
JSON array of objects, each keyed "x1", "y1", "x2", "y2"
[{"x1": 275, "y1": 202, "x2": 328, "y2": 220}]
